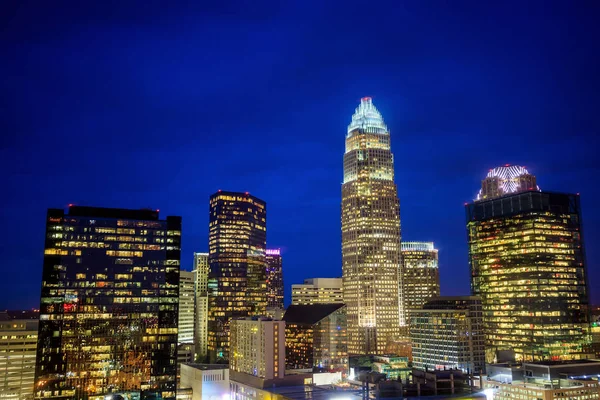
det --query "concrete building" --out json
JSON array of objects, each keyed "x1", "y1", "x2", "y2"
[
  {"x1": 178, "y1": 270, "x2": 195, "y2": 344},
  {"x1": 283, "y1": 304, "x2": 347, "y2": 371},
  {"x1": 179, "y1": 363, "x2": 229, "y2": 400},
  {"x1": 410, "y1": 296, "x2": 485, "y2": 374},
  {"x1": 193, "y1": 252, "x2": 209, "y2": 360},
  {"x1": 485, "y1": 360, "x2": 600, "y2": 400},
  {"x1": 0, "y1": 313, "x2": 38, "y2": 400},
  {"x1": 401, "y1": 242, "x2": 440, "y2": 316},
  {"x1": 230, "y1": 317, "x2": 285, "y2": 380},
  {"x1": 291, "y1": 278, "x2": 343, "y2": 306}
]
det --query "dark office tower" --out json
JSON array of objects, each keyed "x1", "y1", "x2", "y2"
[
  {"x1": 466, "y1": 166, "x2": 591, "y2": 362},
  {"x1": 207, "y1": 191, "x2": 267, "y2": 362},
  {"x1": 35, "y1": 206, "x2": 181, "y2": 400},
  {"x1": 342, "y1": 97, "x2": 402, "y2": 355},
  {"x1": 266, "y1": 249, "x2": 284, "y2": 309}
]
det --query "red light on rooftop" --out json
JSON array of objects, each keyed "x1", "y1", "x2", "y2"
[
  {"x1": 68, "y1": 203, "x2": 74, "y2": 207},
  {"x1": 464, "y1": 202, "x2": 468, "y2": 206},
  {"x1": 218, "y1": 189, "x2": 222, "y2": 192},
  {"x1": 361, "y1": 96, "x2": 372, "y2": 101},
  {"x1": 156, "y1": 209, "x2": 160, "y2": 212},
  {"x1": 577, "y1": 193, "x2": 580, "y2": 196},
  {"x1": 505, "y1": 164, "x2": 510, "y2": 167},
  {"x1": 245, "y1": 192, "x2": 249, "y2": 195}
]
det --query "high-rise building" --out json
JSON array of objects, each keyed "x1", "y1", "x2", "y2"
[
  {"x1": 401, "y1": 242, "x2": 440, "y2": 316},
  {"x1": 193, "y1": 252, "x2": 209, "y2": 360},
  {"x1": 477, "y1": 164, "x2": 538, "y2": 201},
  {"x1": 467, "y1": 166, "x2": 591, "y2": 362},
  {"x1": 265, "y1": 249, "x2": 284, "y2": 309},
  {"x1": 207, "y1": 191, "x2": 267, "y2": 362},
  {"x1": 291, "y1": 278, "x2": 344, "y2": 306},
  {"x1": 35, "y1": 206, "x2": 180, "y2": 399},
  {"x1": 0, "y1": 313, "x2": 38, "y2": 400},
  {"x1": 283, "y1": 304, "x2": 347, "y2": 371},
  {"x1": 229, "y1": 317, "x2": 285, "y2": 380},
  {"x1": 341, "y1": 97, "x2": 403, "y2": 355},
  {"x1": 178, "y1": 271, "x2": 195, "y2": 344},
  {"x1": 410, "y1": 296, "x2": 485, "y2": 374}
]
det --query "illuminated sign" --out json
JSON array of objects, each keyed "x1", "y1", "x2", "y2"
[{"x1": 265, "y1": 249, "x2": 280, "y2": 256}]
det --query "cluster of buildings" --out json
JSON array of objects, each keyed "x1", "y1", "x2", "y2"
[{"x1": 0, "y1": 97, "x2": 597, "y2": 400}]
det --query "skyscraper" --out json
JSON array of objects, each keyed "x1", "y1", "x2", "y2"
[
  {"x1": 265, "y1": 249, "x2": 284, "y2": 309},
  {"x1": 207, "y1": 191, "x2": 267, "y2": 362},
  {"x1": 341, "y1": 97, "x2": 402, "y2": 355},
  {"x1": 178, "y1": 270, "x2": 195, "y2": 344},
  {"x1": 193, "y1": 252, "x2": 209, "y2": 360},
  {"x1": 401, "y1": 242, "x2": 440, "y2": 315},
  {"x1": 467, "y1": 166, "x2": 591, "y2": 361},
  {"x1": 35, "y1": 206, "x2": 180, "y2": 399}
]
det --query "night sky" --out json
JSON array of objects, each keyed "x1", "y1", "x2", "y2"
[{"x1": 1, "y1": 1, "x2": 599, "y2": 309}]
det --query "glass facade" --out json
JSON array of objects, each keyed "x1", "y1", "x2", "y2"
[
  {"x1": 283, "y1": 304, "x2": 347, "y2": 371},
  {"x1": 401, "y1": 242, "x2": 440, "y2": 318},
  {"x1": 341, "y1": 97, "x2": 402, "y2": 355},
  {"x1": 207, "y1": 191, "x2": 267, "y2": 363},
  {"x1": 265, "y1": 249, "x2": 284, "y2": 309},
  {"x1": 466, "y1": 190, "x2": 591, "y2": 361},
  {"x1": 193, "y1": 253, "x2": 209, "y2": 360},
  {"x1": 410, "y1": 296, "x2": 485, "y2": 374},
  {"x1": 35, "y1": 206, "x2": 180, "y2": 400}
]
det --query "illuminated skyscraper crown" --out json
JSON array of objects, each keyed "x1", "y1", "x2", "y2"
[
  {"x1": 476, "y1": 164, "x2": 540, "y2": 201},
  {"x1": 401, "y1": 242, "x2": 436, "y2": 252},
  {"x1": 347, "y1": 97, "x2": 388, "y2": 134}
]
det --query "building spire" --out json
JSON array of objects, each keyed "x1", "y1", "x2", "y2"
[{"x1": 348, "y1": 97, "x2": 388, "y2": 134}]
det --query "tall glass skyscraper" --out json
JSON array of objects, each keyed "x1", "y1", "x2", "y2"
[
  {"x1": 35, "y1": 206, "x2": 180, "y2": 399},
  {"x1": 466, "y1": 166, "x2": 591, "y2": 361},
  {"x1": 207, "y1": 191, "x2": 267, "y2": 362},
  {"x1": 341, "y1": 97, "x2": 402, "y2": 355}
]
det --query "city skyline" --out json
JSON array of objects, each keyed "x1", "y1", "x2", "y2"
[{"x1": 2, "y1": 2, "x2": 599, "y2": 310}]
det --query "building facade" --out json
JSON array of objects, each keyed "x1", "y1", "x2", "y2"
[
  {"x1": 229, "y1": 317, "x2": 285, "y2": 380},
  {"x1": 485, "y1": 360, "x2": 600, "y2": 400},
  {"x1": 179, "y1": 363, "x2": 229, "y2": 400},
  {"x1": 207, "y1": 191, "x2": 267, "y2": 362},
  {"x1": 265, "y1": 249, "x2": 284, "y2": 309},
  {"x1": 401, "y1": 242, "x2": 440, "y2": 317},
  {"x1": 34, "y1": 206, "x2": 180, "y2": 400},
  {"x1": 341, "y1": 97, "x2": 403, "y2": 355},
  {"x1": 178, "y1": 271, "x2": 195, "y2": 344},
  {"x1": 193, "y1": 252, "x2": 209, "y2": 360},
  {"x1": 410, "y1": 296, "x2": 485, "y2": 374},
  {"x1": 283, "y1": 304, "x2": 347, "y2": 371},
  {"x1": 291, "y1": 278, "x2": 343, "y2": 306},
  {"x1": 0, "y1": 314, "x2": 38, "y2": 400},
  {"x1": 467, "y1": 167, "x2": 591, "y2": 361}
]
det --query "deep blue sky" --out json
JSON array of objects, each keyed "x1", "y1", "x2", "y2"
[{"x1": 1, "y1": 1, "x2": 599, "y2": 309}]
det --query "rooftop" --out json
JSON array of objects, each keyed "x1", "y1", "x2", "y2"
[{"x1": 283, "y1": 303, "x2": 346, "y2": 325}]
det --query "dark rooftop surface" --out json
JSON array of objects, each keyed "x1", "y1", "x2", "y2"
[{"x1": 283, "y1": 304, "x2": 346, "y2": 325}]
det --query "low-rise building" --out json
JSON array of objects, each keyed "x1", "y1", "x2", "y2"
[
  {"x1": 283, "y1": 304, "x2": 347, "y2": 371},
  {"x1": 372, "y1": 355, "x2": 411, "y2": 381},
  {"x1": 179, "y1": 363, "x2": 229, "y2": 400},
  {"x1": 485, "y1": 360, "x2": 600, "y2": 400}
]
